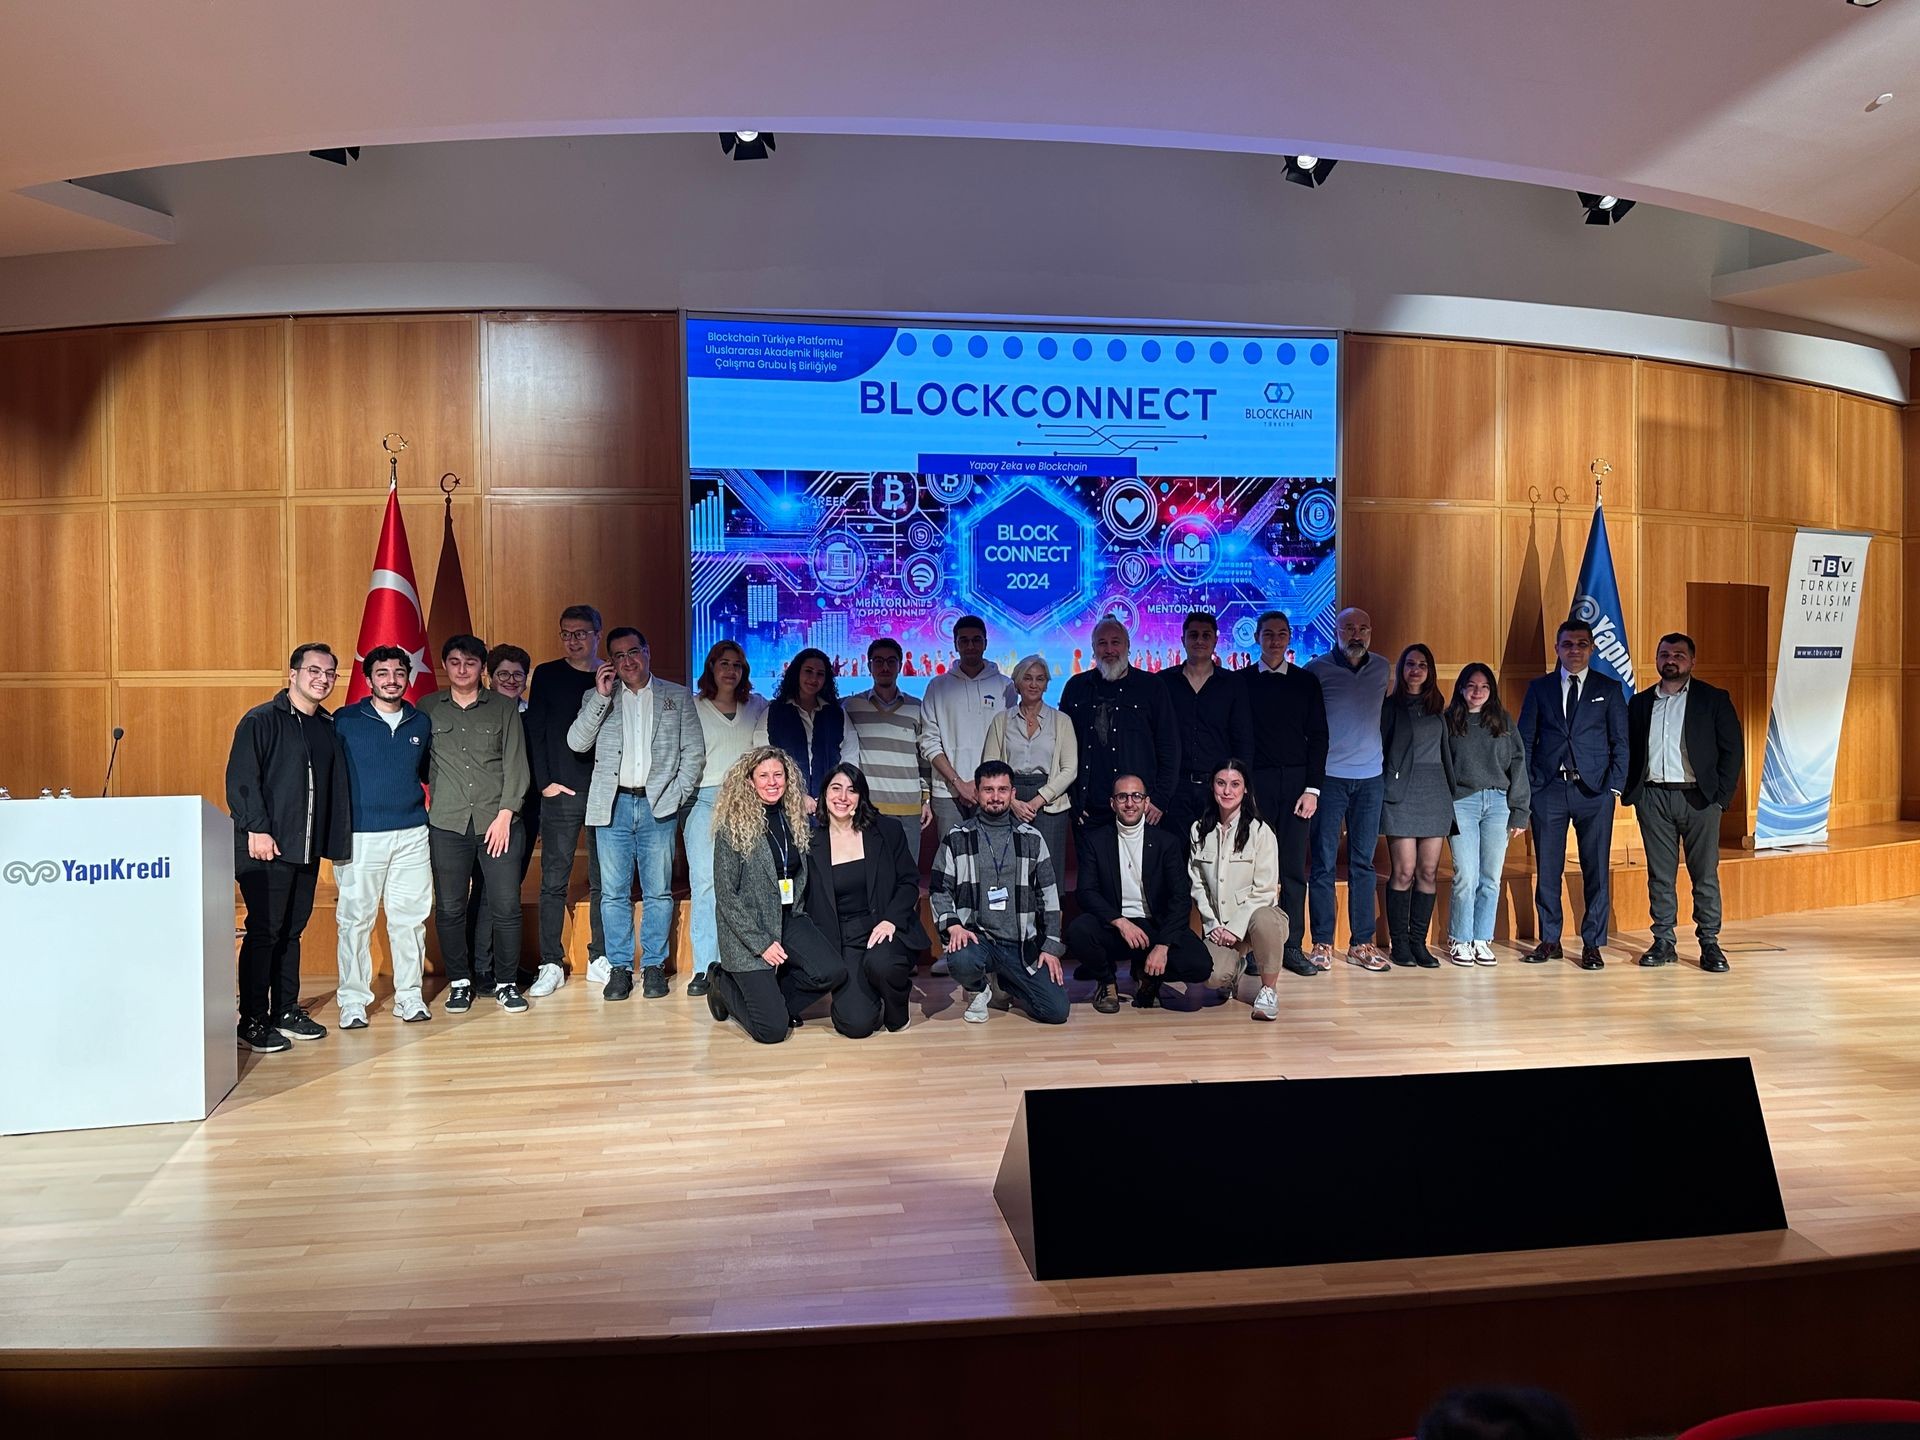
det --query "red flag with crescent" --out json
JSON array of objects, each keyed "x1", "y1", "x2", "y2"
[{"x1": 342, "y1": 487, "x2": 437, "y2": 704}]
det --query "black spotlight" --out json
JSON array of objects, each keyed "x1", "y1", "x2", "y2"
[
  {"x1": 308, "y1": 147, "x2": 361, "y2": 166},
  {"x1": 1282, "y1": 154, "x2": 1337, "y2": 188},
  {"x1": 719, "y1": 130, "x2": 776, "y2": 161},
  {"x1": 1577, "y1": 190, "x2": 1635, "y2": 225}
]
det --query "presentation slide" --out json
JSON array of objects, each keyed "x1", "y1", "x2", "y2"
[{"x1": 685, "y1": 317, "x2": 1339, "y2": 694}]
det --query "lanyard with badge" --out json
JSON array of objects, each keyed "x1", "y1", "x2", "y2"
[
  {"x1": 771, "y1": 825, "x2": 796, "y2": 907},
  {"x1": 983, "y1": 828, "x2": 1014, "y2": 912}
]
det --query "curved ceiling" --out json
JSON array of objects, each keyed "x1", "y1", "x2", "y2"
[{"x1": 4, "y1": 0, "x2": 1920, "y2": 342}]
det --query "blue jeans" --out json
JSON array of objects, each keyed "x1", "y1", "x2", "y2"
[
  {"x1": 1449, "y1": 789, "x2": 1512, "y2": 943},
  {"x1": 684, "y1": 785, "x2": 720, "y2": 973},
  {"x1": 946, "y1": 936, "x2": 1069, "y2": 1025},
  {"x1": 596, "y1": 791, "x2": 681, "y2": 971},
  {"x1": 1308, "y1": 773, "x2": 1384, "y2": 946}
]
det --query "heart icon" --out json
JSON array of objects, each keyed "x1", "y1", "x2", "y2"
[{"x1": 1114, "y1": 495, "x2": 1148, "y2": 527}]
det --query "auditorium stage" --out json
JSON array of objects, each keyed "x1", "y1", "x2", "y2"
[{"x1": 6, "y1": 897, "x2": 1920, "y2": 1437}]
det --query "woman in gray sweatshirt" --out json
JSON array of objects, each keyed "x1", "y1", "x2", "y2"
[{"x1": 1442, "y1": 663, "x2": 1530, "y2": 967}]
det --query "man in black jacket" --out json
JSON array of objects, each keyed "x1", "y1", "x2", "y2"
[
  {"x1": 524, "y1": 605, "x2": 607, "y2": 991},
  {"x1": 1065, "y1": 775, "x2": 1213, "y2": 1013},
  {"x1": 1059, "y1": 618, "x2": 1179, "y2": 850},
  {"x1": 224, "y1": 643, "x2": 354, "y2": 1053},
  {"x1": 1239, "y1": 609, "x2": 1329, "y2": 977},
  {"x1": 1161, "y1": 611, "x2": 1256, "y2": 841},
  {"x1": 1623, "y1": 632, "x2": 1744, "y2": 972}
]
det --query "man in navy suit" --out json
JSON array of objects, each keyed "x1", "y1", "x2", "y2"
[{"x1": 1516, "y1": 619, "x2": 1629, "y2": 970}]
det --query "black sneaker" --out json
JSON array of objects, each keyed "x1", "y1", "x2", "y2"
[
  {"x1": 1091, "y1": 981, "x2": 1120, "y2": 1014},
  {"x1": 495, "y1": 982, "x2": 529, "y2": 1013},
  {"x1": 473, "y1": 980, "x2": 497, "y2": 999},
  {"x1": 237, "y1": 1019, "x2": 291, "y2": 1053},
  {"x1": 1281, "y1": 948, "x2": 1318, "y2": 978},
  {"x1": 1131, "y1": 976, "x2": 1163, "y2": 1010},
  {"x1": 704, "y1": 965, "x2": 729, "y2": 1022},
  {"x1": 604, "y1": 967, "x2": 635, "y2": 1001},
  {"x1": 445, "y1": 981, "x2": 474, "y2": 1013},
  {"x1": 276, "y1": 1006, "x2": 327, "y2": 1041},
  {"x1": 641, "y1": 966, "x2": 669, "y2": 999},
  {"x1": 687, "y1": 973, "x2": 711, "y2": 997}
]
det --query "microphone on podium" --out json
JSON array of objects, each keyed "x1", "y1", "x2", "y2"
[{"x1": 102, "y1": 726, "x2": 125, "y2": 797}]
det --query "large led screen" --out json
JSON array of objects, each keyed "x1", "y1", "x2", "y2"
[{"x1": 686, "y1": 317, "x2": 1339, "y2": 693}]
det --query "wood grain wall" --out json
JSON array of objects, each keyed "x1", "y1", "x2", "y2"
[{"x1": 0, "y1": 319, "x2": 1908, "y2": 842}]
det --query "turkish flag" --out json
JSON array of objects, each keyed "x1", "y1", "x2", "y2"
[{"x1": 342, "y1": 488, "x2": 437, "y2": 704}]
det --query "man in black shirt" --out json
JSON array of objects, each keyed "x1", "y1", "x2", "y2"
[
  {"x1": 1059, "y1": 617, "x2": 1179, "y2": 856},
  {"x1": 224, "y1": 643, "x2": 354, "y2": 1052},
  {"x1": 524, "y1": 604, "x2": 607, "y2": 991},
  {"x1": 1239, "y1": 610, "x2": 1328, "y2": 977},
  {"x1": 1160, "y1": 611, "x2": 1255, "y2": 840}
]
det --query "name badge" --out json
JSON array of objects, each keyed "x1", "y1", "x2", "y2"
[
  {"x1": 779, "y1": 877, "x2": 796, "y2": 906},
  {"x1": 987, "y1": 884, "x2": 1009, "y2": 911}
]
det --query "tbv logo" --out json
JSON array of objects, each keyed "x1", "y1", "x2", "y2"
[{"x1": 1808, "y1": 555, "x2": 1855, "y2": 577}]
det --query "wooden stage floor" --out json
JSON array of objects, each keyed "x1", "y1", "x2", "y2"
[{"x1": 6, "y1": 895, "x2": 1920, "y2": 1431}]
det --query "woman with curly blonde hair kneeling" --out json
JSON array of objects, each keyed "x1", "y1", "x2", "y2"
[{"x1": 705, "y1": 745, "x2": 851, "y2": 1042}]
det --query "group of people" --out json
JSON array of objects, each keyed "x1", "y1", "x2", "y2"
[{"x1": 224, "y1": 602, "x2": 1743, "y2": 1053}]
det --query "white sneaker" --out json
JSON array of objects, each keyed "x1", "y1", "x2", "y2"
[
  {"x1": 1449, "y1": 941, "x2": 1477, "y2": 967},
  {"x1": 963, "y1": 982, "x2": 992, "y2": 1023},
  {"x1": 1251, "y1": 985, "x2": 1279, "y2": 1021},
  {"x1": 586, "y1": 957, "x2": 612, "y2": 986},
  {"x1": 393, "y1": 997, "x2": 430, "y2": 1023},
  {"x1": 339, "y1": 1005, "x2": 369, "y2": 1030},
  {"x1": 930, "y1": 955, "x2": 950, "y2": 977},
  {"x1": 1473, "y1": 940, "x2": 1497, "y2": 965},
  {"x1": 527, "y1": 962, "x2": 566, "y2": 997}
]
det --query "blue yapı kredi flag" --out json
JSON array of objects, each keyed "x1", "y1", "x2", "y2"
[{"x1": 1569, "y1": 504, "x2": 1634, "y2": 690}]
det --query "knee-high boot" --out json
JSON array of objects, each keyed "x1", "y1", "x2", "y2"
[
  {"x1": 1386, "y1": 886, "x2": 1417, "y2": 967},
  {"x1": 1407, "y1": 889, "x2": 1441, "y2": 969}
]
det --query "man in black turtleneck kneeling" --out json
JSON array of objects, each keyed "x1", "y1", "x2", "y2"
[{"x1": 1066, "y1": 774, "x2": 1213, "y2": 1013}]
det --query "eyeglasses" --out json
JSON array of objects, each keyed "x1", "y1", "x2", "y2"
[
  {"x1": 610, "y1": 649, "x2": 645, "y2": 662},
  {"x1": 559, "y1": 628, "x2": 597, "y2": 642},
  {"x1": 1113, "y1": 791, "x2": 1147, "y2": 802},
  {"x1": 298, "y1": 667, "x2": 337, "y2": 680}
]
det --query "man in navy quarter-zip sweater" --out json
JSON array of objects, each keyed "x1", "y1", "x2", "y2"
[{"x1": 332, "y1": 645, "x2": 434, "y2": 1030}]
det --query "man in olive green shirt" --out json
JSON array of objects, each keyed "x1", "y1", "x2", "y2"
[{"x1": 420, "y1": 633, "x2": 534, "y2": 1013}]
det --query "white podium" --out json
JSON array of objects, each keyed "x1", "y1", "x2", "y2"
[{"x1": 0, "y1": 796, "x2": 237, "y2": 1135}]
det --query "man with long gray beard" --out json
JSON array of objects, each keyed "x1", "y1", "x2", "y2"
[{"x1": 1058, "y1": 617, "x2": 1179, "y2": 851}]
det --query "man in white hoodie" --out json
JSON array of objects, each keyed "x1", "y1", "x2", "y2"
[{"x1": 920, "y1": 616, "x2": 1007, "y2": 974}]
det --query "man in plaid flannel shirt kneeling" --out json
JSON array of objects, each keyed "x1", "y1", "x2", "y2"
[{"x1": 929, "y1": 760, "x2": 1070, "y2": 1025}]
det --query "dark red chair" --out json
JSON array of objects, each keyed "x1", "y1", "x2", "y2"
[{"x1": 1678, "y1": 1399, "x2": 1920, "y2": 1440}]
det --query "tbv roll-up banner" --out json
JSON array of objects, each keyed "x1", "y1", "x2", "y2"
[{"x1": 1754, "y1": 529, "x2": 1873, "y2": 849}]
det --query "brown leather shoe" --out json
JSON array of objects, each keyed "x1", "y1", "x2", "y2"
[
  {"x1": 1521, "y1": 941, "x2": 1562, "y2": 964},
  {"x1": 1578, "y1": 946, "x2": 1605, "y2": 971}
]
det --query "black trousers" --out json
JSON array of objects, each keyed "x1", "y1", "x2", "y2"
[
  {"x1": 537, "y1": 790, "x2": 604, "y2": 968},
  {"x1": 835, "y1": 928, "x2": 916, "y2": 1036},
  {"x1": 710, "y1": 911, "x2": 849, "y2": 1044},
  {"x1": 1064, "y1": 910, "x2": 1212, "y2": 985},
  {"x1": 1253, "y1": 764, "x2": 1311, "y2": 957},
  {"x1": 1165, "y1": 774, "x2": 1215, "y2": 842},
  {"x1": 236, "y1": 859, "x2": 320, "y2": 1024},
  {"x1": 469, "y1": 816, "x2": 537, "y2": 978},
  {"x1": 1530, "y1": 777, "x2": 1614, "y2": 949},
  {"x1": 430, "y1": 819, "x2": 527, "y2": 987}
]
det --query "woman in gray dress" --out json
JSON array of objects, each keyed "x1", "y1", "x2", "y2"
[{"x1": 1380, "y1": 643, "x2": 1455, "y2": 969}]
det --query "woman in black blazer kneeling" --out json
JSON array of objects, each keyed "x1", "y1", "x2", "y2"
[{"x1": 804, "y1": 762, "x2": 930, "y2": 1036}]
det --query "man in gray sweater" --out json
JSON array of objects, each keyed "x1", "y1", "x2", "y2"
[{"x1": 1304, "y1": 608, "x2": 1394, "y2": 972}]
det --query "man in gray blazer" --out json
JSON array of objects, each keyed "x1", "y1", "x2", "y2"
[{"x1": 568, "y1": 627, "x2": 706, "y2": 1000}]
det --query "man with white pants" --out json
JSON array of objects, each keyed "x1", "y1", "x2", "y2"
[{"x1": 332, "y1": 645, "x2": 434, "y2": 1026}]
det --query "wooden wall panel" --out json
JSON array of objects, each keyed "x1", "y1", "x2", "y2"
[
  {"x1": 1502, "y1": 347, "x2": 1635, "y2": 509},
  {"x1": 0, "y1": 684, "x2": 111, "y2": 796},
  {"x1": 1835, "y1": 395, "x2": 1902, "y2": 535},
  {"x1": 1831, "y1": 672, "x2": 1901, "y2": 829},
  {"x1": 1748, "y1": 524, "x2": 1797, "y2": 664},
  {"x1": 1638, "y1": 362, "x2": 1747, "y2": 516},
  {"x1": 115, "y1": 503, "x2": 285, "y2": 672},
  {"x1": 113, "y1": 681, "x2": 278, "y2": 806},
  {"x1": 1341, "y1": 339, "x2": 1498, "y2": 502},
  {"x1": 0, "y1": 508, "x2": 108, "y2": 675},
  {"x1": 291, "y1": 317, "x2": 478, "y2": 492},
  {"x1": 290, "y1": 496, "x2": 483, "y2": 659},
  {"x1": 1341, "y1": 506, "x2": 1500, "y2": 666},
  {"x1": 1906, "y1": 536, "x2": 1920, "y2": 670},
  {"x1": 1906, "y1": 673, "x2": 1920, "y2": 819},
  {"x1": 1856, "y1": 536, "x2": 1903, "y2": 671},
  {"x1": 109, "y1": 322, "x2": 287, "y2": 496},
  {"x1": 488, "y1": 497, "x2": 690, "y2": 680},
  {"x1": 1500, "y1": 506, "x2": 1637, "y2": 676},
  {"x1": 1749, "y1": 379, "x2": 1837, "y2": 529},
  {"x1": 0, "y1": 330, "x2": 108, "y2": 502},
  {"x1": 486, "y1": 315, "x2": 682, "y2": 495}
]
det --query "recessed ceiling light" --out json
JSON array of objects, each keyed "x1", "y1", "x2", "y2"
[
  {"x1": 1282, "y1": 155, "x2": 1337, "y2": 188},
  {"x1": 718, "y1": 131, "x2": 776, "y2": 161},
  {"x1": 1577, "y1": 191, "x2": 1635, "y2": 225}
]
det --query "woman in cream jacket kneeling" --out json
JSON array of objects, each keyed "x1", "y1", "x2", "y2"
[{"x1": 1188, "y1": 760, "x2": 1290, "y2": 1022}]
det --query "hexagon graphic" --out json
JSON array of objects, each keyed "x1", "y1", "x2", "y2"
[{"x1": 954, "y1": 476, "x2": 1096, "y2": 629}]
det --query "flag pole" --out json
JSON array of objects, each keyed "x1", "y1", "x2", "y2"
[{"x1": 383, "y1": 431, "x2": 408, "y2": 490}]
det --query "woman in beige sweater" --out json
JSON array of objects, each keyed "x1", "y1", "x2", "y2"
[{"x1": 1188, "y1": 760, "x2": 1288, "y2": 1022}]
